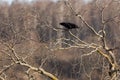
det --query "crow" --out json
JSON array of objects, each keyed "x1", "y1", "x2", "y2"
[{"x1": 59, "y1": 22, "x2": 79, "y2": 30}]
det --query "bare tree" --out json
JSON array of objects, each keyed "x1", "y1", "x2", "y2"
[
  {"x1": 46, "y1": 0, "x2": 120, "y2": 80},
  {"x1": 0, "y1": 0, "x2": 120, "y2": 80}
]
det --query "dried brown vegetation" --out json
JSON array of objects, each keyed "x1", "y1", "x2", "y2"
[{"x1": 0, "y1": 0, "x2": 120, "y2": 80}]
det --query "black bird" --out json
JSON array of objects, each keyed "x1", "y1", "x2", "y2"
[{"x1": 59, "y1": 22, "x2": 79, "y2": 30}]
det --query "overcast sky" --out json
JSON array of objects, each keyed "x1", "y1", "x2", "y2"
[{"x1": 3, "y1": 0, "x2": 92, "y2": 4}]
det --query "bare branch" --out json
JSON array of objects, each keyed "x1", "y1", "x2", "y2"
[{"x1": 65, "y1": 1, "x2": 102, "y2": 37}]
